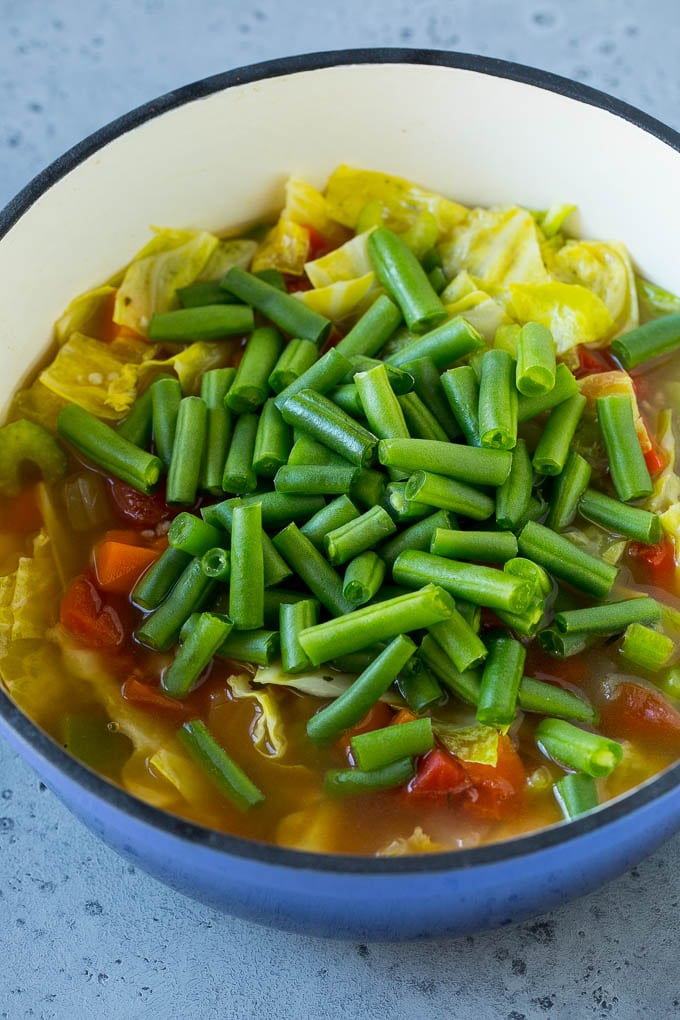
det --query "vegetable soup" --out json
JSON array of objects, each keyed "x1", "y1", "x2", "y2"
[{"x1": 2, "y1": 166, "x2": 680, "y2": 856}]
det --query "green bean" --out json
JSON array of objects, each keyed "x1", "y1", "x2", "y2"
[
  {"x1": 368, "y1": 227, "x2": 447, "y2": 334},
  {"x1": 225, "y1": 327, "x2": 284, "y2": 412},
  {"x1": 280, "y1": 598, "x2": 319, "y2": 674},
  {"x1": 535, "y1": 718, "x2": 623, "y2": 777},
  {"x1": 148, "y1": 304, "x2": 254, "y2": 342},
  {"x1": 223, "y1": 266, "x2": 331, "y2": 344},
  {"x1": 57, "y1": 404, "x2": 162, "y2": 495},
  {"x1": 162, "y1": 613, "x2": 233, "y2": 698},
  {"x1": 350, "y1": 718, "x2": 433, "y2": 771},
  {"x1": 179, "y1": 719, "x2": 264, "y2": 810},
  {"x1": 532, "y1": 394, "x2": 587, "y2": 476}
]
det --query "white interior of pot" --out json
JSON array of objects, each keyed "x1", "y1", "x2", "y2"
[{"x1": 1, "y1": 60, "x2": 679, "y2": 410}]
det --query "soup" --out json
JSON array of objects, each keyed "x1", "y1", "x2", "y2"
[{"x1": 2, "y1": 165, "x2": 680, "y2": 856}]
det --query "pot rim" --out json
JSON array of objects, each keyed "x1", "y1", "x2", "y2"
[{"x1": 2, "y1": 46, "x2": 680, "y2": 876}]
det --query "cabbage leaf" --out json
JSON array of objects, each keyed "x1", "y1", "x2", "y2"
[
  {"x1": 198, "y1": 238, "x2": 257, "y2": 280},
  {"x1": 508, "y1": 281, "x2": 614, "y2": 354},
  {"x1": 228, "y1": 673, "x2": 288, "y2": 757},
  {"x1": 305, "y1": 230, "x2": 375, "y2": 287},
  {"x1": 578, "y1": 370, "x2": 651, "y2": 452},
  {"x1": 547, "y1": 239, "x2": 638, "y2": 338},
  {"x1": 440, "y1": 206, "x2": 550, "y2": 290},
  {"x1": 294, "y1": 273, "x2": 377, "y2": 321},
  {"x1": 431, "y1": 721, "x2": 499, "y2": 766},
  {"x1": 251, "y1": 218, "x2": 311, "y2": 276},
  {"x1": 54, "y1": 285, "x2": 116, "y2": 345}
]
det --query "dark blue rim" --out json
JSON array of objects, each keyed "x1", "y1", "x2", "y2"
[{"x1": 2, "y1": 48, "x2": 680, "y2": 876}]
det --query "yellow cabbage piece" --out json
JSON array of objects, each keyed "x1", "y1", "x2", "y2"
[
  {"x1": 649, "y1": 410, "x2": 680, "y2": 527},
  {"x1": 578, "y1": 370, "x2": 651, "y2": 452},
  {"x1": 294, "y1": 273, "x2": 376, "y2": 321},
  {"x1": 198, "y1": 238, "x2": 257, "y2": 280},
  {"x1": 252, "y1": 664, "x2": 404, "y2": 706},
  {"x1": 440, "y1": 206, "x2": 550, "y2": 289},
  {"x1": 508, "y1": 281, "x2": 614, "y2": 354},
  {"x1": 636, "y1": 276, "x2": 680, "y2": 322},
  {"x1": 228, "y1": 673, "x2": 288, "y2": 757},
  {"x1": 7, "y1": 379, "x2": 68, "y2": 432},
  {"x1": 324, "y1": 165, "x2": 467, "y2": 238},
  {"x1": 113, "y1": 227, "x2": 219, "y2": 333},
  {"x1": 535, "y1": 204, "x2": 577, "y2": 239},
  {"x1": 432, "y1": 721, "x2": 499, "y2": 766},
  {"x1": 276, "y1": 801, "x2": 343, "y2": 853},
  {"x1": 444, "y1": 293, "x2": 510, "y2": 342},
  {"x1": 39, "y1": 332, "x2": 160, "y2": 420},
  {"x1": 0, "y1": 530, "x2": 61, "y2": 657},
  {"x1": 0, "y1": 641, "x2": 74, "y2": 728},
  {"x1": 280, "y1": 176, "x2": 348, "y2": 245},
  {"x1": 305, "y1": 230, "x2": 375, "y2": 287},
  {"x1": 148, "y1": 744, "x2": 213, "y2": 805},
  {"x1": 378, "y1": 826, "x2": 447, "y2": 856},
  {"x1": 548, "y1": 239, "x2": 639, "y2": 338},
  {"x1": 251, "y1": 218, "x2": 311, "y2": 275},
  {"x1": 114, "y1": 339, "x2": 236, "y2": 400},
  {"x1": 54, "y1": 284, "x2": 116, "y2": 345}
]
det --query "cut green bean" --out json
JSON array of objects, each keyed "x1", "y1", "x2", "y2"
[
  {"x1": 478, "y1": 349, "x2": 518, "y2": 450},
  {"x1": 354, "y1": 364, "x2": 410, "y2": 461},
  {"x1": 396, "y1": 661, "x2": 443, "y2": 714},
  {"x1": 378, "y1": 510, "x2": 453, "y2": 570},
  {"x1": 200, "y1": 546, "x2": 231, "y2": 581},
  {"x1": 441, "y1": 365, "x2": 481, "y2": 446},
  {"x1": 546, "y1": 451, "x2": 592, "y2": 531},
  {"x1": 431, "y1": 528, "x2": 518, "y2": 563},
  {"x1": 268, "y1": 337, "x2": 319, "y2": 394},
  {"x1": 384, "y1": 482, "x2": 431, "y2": 523},
  {"x1": 532, "y1": 393, "x2": 587, "y2": 476},
  {"x1": 596, "y1": 394, "x2": 653, "y2": 501},
  {"x1": 351, "y1": 717, "x2": 433, "y2": 771},
  {"x1": 419, "y1": 635, "x2": 482, "y2": 705},
  {"x1": 611, "y1": 313, "x2": 680, "y2": 370},
  {"x1": 517, "y1": 363, "x2": 579, "y2": 423},
  {"x1": 225, "y1": 327, "x2": 284, "y2": 412},
  {"x1": 178, "y1": 719, "x2": 264, "y2": 810},
  {"x1": 223, "y1": 266, "x2": 331, "y2": 344},
  {"x1": 279, "y1": 388, "x2": 378, "y2": 467},
  {"x1": 215, "y1": 627, "x2": 280, "y2": 666},
  {"x1": 517, "y1": 520, "x2": 618, "y2": 598},
  {"x1": 307, "y1": 634, "x2": 417, "y2": 743},
  {"x1": 203, "y1": 492, "x2": 325, "y2": 531},
  {"x1": 350, "y1": 468, "x2": 387, "y2": 510},
  {"x1": 229, "y1": 502, "x2": 264, "y2": 630},
  {"x1": 324, "y1": 757, "x2": 415, "y2": 797},
  {"x1": 274, "y1": 463, "x2": 358, "y2": 496},
  {"x1": 222, "y1": 412, "x2": 259, "y2": 493},
  {"x1": 378, "y1": 438, "x2": 512, "y2": 488},
  {"x1": 262, "y1": 589, "x2": 311, "y2": 628},
  {"x1": 280, "y1": 598, "x2": 319, "y2": 674},
  {"x1": 401, "y1": 356, "x2": 461, "y2": 440},
  {"x1": 396, "y1": 392, "x2": 449, "y2": 442},
  {"x1": 578, "y1": 488, "x2": 662, "y2": 544},
  {"x1": 299, "y1": 495, "x2": 361, "y2": 550},
  {"x1": 325, "y1": 505, "x2": 397, "y2": 565},
  {"x1": 347, "y1": 355, "x2": 414, "y2": 394},
  {"x1": 554, "y1": 772, "x2": 599, "y2": 820},
  {"x1": 343, "y1": 551, "x2": 386, "y2": 606},
  {"x1": 135, "y1": 557, "x2": 215, "y2": 650},
  {"x1": 299, "y1": 584, "x2": 453, "y2": 666},
  {"x1": 537, "y1": 627, "x2": 599, "y2": 659},
  {"x1": 273, "y1": 348, "x2": 354, "y2": 412},
  {"x1": 162, "y1": 612, "x2": 234, "y2": 698},
  {"x1": 287, "y1": 434, "x2": 348, "y2": 467},
  {"x1": 177, "y1": 279, "x2": 238, "y2": 308},
  {"x1": 476, "y1": 632, "x2": 525, "y2": 727},
  {"x1": 620, "y1": 622, "x2": 675, "y2": 671},
  {"x1": 516, "y1": 322, "x2": 556, "y2": 396},
  {"x1": 428, "y1": 608, "x2": 488, "y2": 673},
  {"x1": 335, "y1": 293, "x2": 403, "y2": 358},
  {"x1": 328, "y1": 384, "x2": 366, "y2": 418},
  {"x1": 273, "y1": 522, "x2": 352, "y2": 617},
  {"x1": 535, "y1": 718, "x2": 623, "y2": 777},
  {"x1": 117, "y1": 386, "x2": 154, "y2": 449},
  {"x1": 554, "y1": 597, "x2": 661, "y2": 635},
  {"x1": 166, "y1": 396, "x2": 208, "y2": 505},
  {"x1": 261, "y1": 530, "x2": 293, "y2": 588},
  {"x1": 148, "y1": 304, "x2": 254, "y2": 341},
  {"x1": 405, "y1": 470, "x2": 495, "y2": 521},
  {"x1": 393, "y1": 550, "x2": 534, "y2": 614},
  {"x1": 168, "y1": 512, "x2": 226, "y2": 557},
  {"x1": 252, "y1": 399, "x2": 292, "y2": 478},
  {"x1": 200, "y1": 368, "x2": 235, "y2": 493},
  {"x1": 518, "y1": 676, "x2": 597, "y2": 724},
  {"x1": 385, "y1": 313, "x2": 484, "y2": 367},
  {"x1": 131, "y1": 545, "x2": 192, "y2": 610},
  {"x1": 368, "y1": 227, "x2": 447, "y2": 334},
  {"x1": 57, "y1": 403, "x2": 162, "y2": 495}
]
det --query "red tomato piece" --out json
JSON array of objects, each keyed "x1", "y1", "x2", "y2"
[
  {"x1": 575, "y1": 345, "x2": 618, "y2": 378},
  {"x1": 462, "y1": 735, "x2": 526, "y2": 821},
  {"x1": 600, "y1": 682, "x2": 680, "y2": 747},
  {"x1": 407, "y1": 748, "x2": 470, "y2": 799},
  {"x1": 643, "y1": 442, "x2": 668, "y2": 477},
  {"x1": 108, "y1": 480, "x2": 172, "y2": 528},
  {"x1": 627, "y1": 537, "x2": 676, "y2": 590},
  {"x1": 59, "y1": 573, "x2": 125, "y2": 649},
  {"x1": 121, "y1": 677, "x2": 191, "y2": 721}
]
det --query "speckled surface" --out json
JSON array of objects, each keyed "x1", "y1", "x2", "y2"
[{"x1": 2, "y1": 2, "x2": 680, "y2": 1017}]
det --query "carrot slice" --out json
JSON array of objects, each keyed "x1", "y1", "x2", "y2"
[{"x1": 93, "y1": 540, "x2": 159, "y2": 596}]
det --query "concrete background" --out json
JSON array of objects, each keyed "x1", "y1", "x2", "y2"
[{"x1": 1, "y1": 1, "x2": 680, "y2": 1017}]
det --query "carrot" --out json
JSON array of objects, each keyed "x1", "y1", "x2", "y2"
[
  {"x1": 0, "y1": 484, "x2": 43, "y2": 534},
  {"x1": 391, "y1": 708, "x2": 418, "y2": 727},
  {"x1": 93, "y1": 540, "x2": 160, "y2": 596}
]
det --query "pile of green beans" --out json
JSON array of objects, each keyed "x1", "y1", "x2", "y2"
[{"x1": 55, "y1": 223, "x2": 679, "y2": 820}]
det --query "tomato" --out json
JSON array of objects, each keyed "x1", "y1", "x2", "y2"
[
  {"x1": 643, "y1": 441, "x2": 668, "y2": 477},
  {"x1": 108, "y1": 480, "x2": 173, "y2": 528},
  {"x1": 59, "y1": 573, "x2": 125, "y2": 649},
  {"x1": 628, "y1": 537, "x2": 677, "y2": 590},
  {"x1": 0, "y1": 484, "x2": 43, "y2": 535},
  {"x1": 338, "y1": 701, "x2": 394, "y2": 763},
  {"x1": 462, "y1": 735, "x2": 526, "y2": 821},
  {"x1": 575, "y1": 345, "x2": 618, "y2": 378},
  {"x1": 407, "y1": 748, "x2": 470, "y2": 798},
  {"x1": 600, "y1": 681, "x2": 680, "y2": 747}
]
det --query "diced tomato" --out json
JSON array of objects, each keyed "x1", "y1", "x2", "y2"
[
  {"x1": 407, "y1": 747, "x2": 470, "y2": 798},
  {"x1": 628, "y1": 537, "x2": 676, "y2": 590},
  {"x1": 462, "y1": 735, "x2": 526, "y2": 821},
  {"x1": 121, "y1": 677, "x2": 191, "y2": 721},
  {"x1": 59, "y1": 573, "x2": 125, "y2": 649},
  {"x1": 93, "y1": 540, "x2": 159, "y2": 596},
  {"x1": 304, "y1": 225, "x2": 332, "y2": 262},
  {"x1": 338, "y1": 701, "x2": 394, "y2": 761},
  {"x1": 108, "y1": 480, "x2": 173, "y2": 528},
  {"x1": 0, "y1": 484, "x2": 43, "y2": 535},
  {"x1": 600, "y1": 681, "x2": 680, "y2": 747},
  {"x1": 575, "y1": 345, "x2": 619, "y2": 378},
  {"x1": 643, "y1": 441, "x2": 668, "y2": 477},
  {"x1": 284, "y1": 273, "x2": 313, "y2": 294}
]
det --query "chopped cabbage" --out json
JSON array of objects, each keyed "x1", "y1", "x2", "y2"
[
  {"x1": 547, "y1": 239, "x2": 638, "y2": 338},
  {"x1": 440, "y1": 207, "x2": 550, "y2": 289},
  {"x1": 198, "y1": 238, "x2": 257, "y2": 280},
  {"x1": 378, "y1": 827, "x2": 447, "y2": 856},
  {"x1": 7, "y1": 380, "x2": 68, "y2": 432},
  {"x1": 251, "y1": 219, "x2": 311, "y2": 276},
  {"x1": 508, "y1": 281, "x2": 614, "y2": 354},
  {"x1": 534, "y1": 204, "x2": 576, "y2": 239},
  {"x1": 252, "y1": 663, "x2": 404, "y2": 706},
  {"x1": 444, "y1": 292, "x2": 509, "y2": 343},
  {"x1": 324, "y1": 165, "x2": 467, "y2": 238},
  {"x1": 277, "y1": 176, "x2": 348, "y2": 246},
  {"x1": 228, "y1": 673, "x2": 288, "y2": 757},
  {"x1": 0, "y1": 530, "x2": 61, "y2": 656},
  {"x1": 54, "y1": 285, "x2": 116, "y2": 345},
  {"x1": 305, "y1": 230, "x2": 375, "y2": 287},
  {"x1": 432, "y1": 721, "x2": 499, "y2": 766},
  {"x1": 294, "y1": 272, "x2": 376, "y2": 321},
  {"x1": 113, "y1": 227, "x2": 219, "y2": 334},
  {"x1": 115, "y1": 339, "x2": 236, "y2": 399},
  {"x1": 636, "y1": 276, "x2": 680, "y2": 322}
]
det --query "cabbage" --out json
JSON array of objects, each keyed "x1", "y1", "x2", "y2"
[
  {"x1": 432, "y1": 721, "x2": 499, "y2": 766},
  {"x1": 324, "y1": 165, "x2": 467, "y2": 238},
  {"x1": 534, "y1": 204, "x2": 576, "y2": 239},
  {"x1": 54, "y1": 285, "x2": 116, "y2": 345},
  {"x1": 278, "y1": 176, "x2": 348, "y2": 245},
  {"x1": 198, "y1": 238, "x2": 257, "y2": 280},
  {"x1": 548, "y1": 239, "x2": 638, "y2": 338},
  {"x1": 439, "y1": 207, "x2": 550, "y2": 289},
  {"x1": 378, "y1": 827, "x2": 447, "y2": 856},
  {"x1": 252, "y1": 663, "x2": 404, "y2": 705},
  {"x1": 7, "y1": 380, "x2": 68, "y2": 432},
  {"x1": 251, "y1": 218, "x2": 311, "y2": 276},
  {"x1": 0, "y1": 530, "x2": 61, "y2": 656},
  {"x1": 113, "y1": 228, "x2": 219, "y2": 334},
  {"x1": 444, "y1": 292, "x2": 510, "y2": 342},
  {"x1": 508, "y1": 281, "x2": 614, "y2": 354},
  {"x1": 115, "y1": 339, "x2": 236, "y2": 399},
  {"x1": 294, "y1": 273, "x2": 377, "y2": 321},
  {"x1": 305, "y1": 230, "x2": 375, "y2": 287},
  {"x1": 228, "y1": 673, "x2": 288, "y2": 757}
]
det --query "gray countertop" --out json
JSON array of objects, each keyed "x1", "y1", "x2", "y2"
[{"x1": 1, "y1": 2, "x2": 680, "y2": 1017}]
